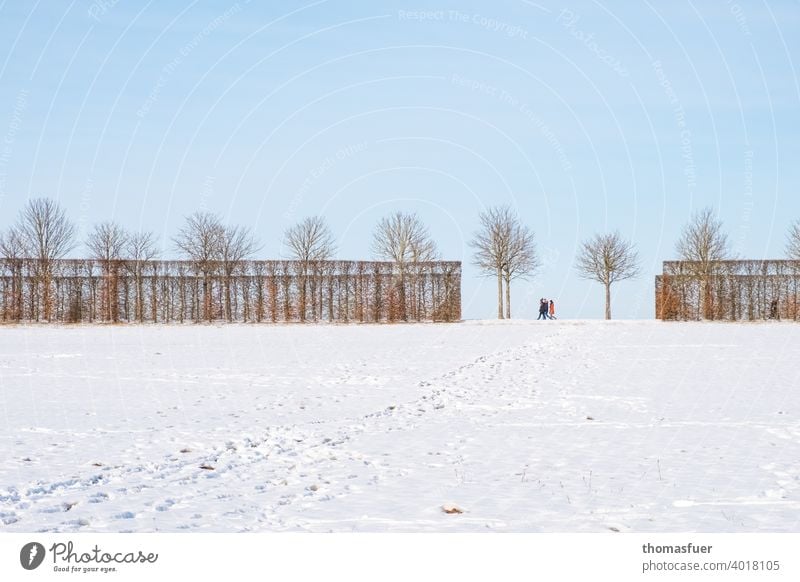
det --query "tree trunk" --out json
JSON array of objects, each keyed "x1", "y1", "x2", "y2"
[
  {"x1": 398, "y1": 268, "x2": 407, "y2": 322},
  {"x1": 43, "y1": 268, "x2": 52, "y2": 322},
  {"x1": 110, "y1": 262, "x2": 119, "y2": 322},
  {"x1": 225, "y1": 273, "x2": 233, "y2": 322},
  {"x1": 699, "y1": 277, "x2": 708, "y2": 321},
  {"x1": 136, "y1": 276, "x2": 143, "y2": 322},
  {"x1": 496, "y1": 269, "x2": 504, "y2": 319},
  {"x1": 504, "y1": 272, "x2": 511, "y2": 319},
  {"x1": 300, "y1": 274, "x2": 307, "y2": 322},
  {"x1": 605, "y1": 281, "x2": 612, "y2": 320},
  {"x1": 151, "y1": 269, "x2": 158, "y2": 323},
  {"x1": 203, "y1": 273, "x2": 212, "y2": 322}
]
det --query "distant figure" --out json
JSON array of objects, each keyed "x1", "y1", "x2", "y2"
[
  {"x1": 549, "y1": 300, "x2": 556, "y2": 320},
  {"x1": 538, "y1": 298, "x2": 548, "y2": 320},
  {"x1": 770, "y1": 299, "x2": 779, "y2": 320}
]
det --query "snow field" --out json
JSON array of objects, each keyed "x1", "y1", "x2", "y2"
[{"x1": 1, "y1": 320, "x2": 799, "y2": 532}]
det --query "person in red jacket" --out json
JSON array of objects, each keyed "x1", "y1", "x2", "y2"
[{"x1": 548, "y1": 299, "x2": 556, "y2": 320}]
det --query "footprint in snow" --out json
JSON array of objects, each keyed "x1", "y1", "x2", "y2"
[
  {"x1": 114, "y1": 511, "x2": 136, "y2": 519},
  {"x1": 0, "y1": 511, "x2": 19, "y2": 525},
  {"x1": 155, "y1": 499, "x2": 176, "y2": 512}
]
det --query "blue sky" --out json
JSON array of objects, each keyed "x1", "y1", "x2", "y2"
[{"x1": 1, "y1": 0, "x2": 798, "y2": 319}]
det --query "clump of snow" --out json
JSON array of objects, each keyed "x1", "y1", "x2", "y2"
[{"x1": 1, "y1": 321, "x2": 799, "y2": 532}]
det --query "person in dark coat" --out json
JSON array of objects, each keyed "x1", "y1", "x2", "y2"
[{"x1": 538, "y1": 298, "x2": 548, "y2": 320}]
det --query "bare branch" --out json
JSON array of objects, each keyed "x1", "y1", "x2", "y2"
[
  {"x1": 576, "y1": 231, "x2": 640, "y2": 285},
  {"x1": 219, "y1": 224, "x2": 261, "y2": 272},
  {"x1": 787, "y1": 219, "x2": 800, "y2": 261},
  {"x1": 676, "y1": 207, "x2": 730, "y2": 269},
  {"x1": 470, "y1": 206, "x2": 512, "y2": 277},
  {"x1": 0, "y1": 226, "x2": 26, "y2": 259},
  {"x1": 16, "y1": 197, "x2": 76, "y2": 261},
  {"x1": 284, "y1": 216, "x2": 336, "y2": 263},
  {"x1": 371, "y1": 211, "x2": 437, "y2": 267},
  {"x1": 504, "y1": 220, "x2": 540, "y2": 281},
  {"x1": 125, "y1": 231, "x2": 160, "y2": 262},
  {"x1": 86, "y1": 221, "x2": 129, "y2": 262},
  {"x1": 172, "y1": 211, "x2": 223, "y2": 270}
]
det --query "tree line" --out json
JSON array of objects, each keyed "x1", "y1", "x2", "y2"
[
  {"x1": 0, "y1": 198, "x2": 459, "y2": 323},
  {"x1": 2, "y1": 198, "x2": 799, "y2": 323}
]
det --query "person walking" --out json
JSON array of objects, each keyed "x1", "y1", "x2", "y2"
[
  {"x1": 538, "y1": 298, "x2": 548, "y2": 320},
  {"x1": 548, "y1": 299, "x2": 556, "y2": 320}
]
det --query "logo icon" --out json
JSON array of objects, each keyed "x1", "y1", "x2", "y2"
[{"x1": 20, "y1": 542, "x2": 46, "y2": 570}]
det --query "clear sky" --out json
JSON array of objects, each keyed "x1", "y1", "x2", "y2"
[{"x1": 1, "y1": 0, "x2": 798, "y2": 319}]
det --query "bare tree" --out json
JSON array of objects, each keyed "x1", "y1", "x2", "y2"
[
  {"x1": 86, "y1": 221, "x2": 128, "y2": 263},
  {"x1": 676, "y1": 207, "x2": 730, "y2": 319},
  {"x1": 173, "y1": 212, "x2": 223, "y2": 321},
  {"x1": 471, "y1": 206, "x2": 537, "y2": 319},
  {"x1": 284, "y1": 216, "x2": 336, "y2": 321},
  {"x1": 371, "y1": 211, "x2": 436, "y2": 265},
  {"x1": 16, "y1": 198, "x2": 76, "y2": 260},
  {"x1": 471, "y1": 207, "x2": 509, "y2": 319},
  {"x1": 173, "y1": 212, "x2": 223, "y2": 265},
  {"x1": 219, "y1": 224, "x2": 260, "y2": 321},
  {"x1": 408, "y1": 228, "x2": 439, "y2": 322},
  {"x1": 575, "y1": 231, "x2": 640, "y2": 320},
  {"x1": 285, "y1": 215, "x2": 336, "y2": 263},
  {"x1": 0, "y1": 226, "x2": 25, "y2": 259},
  {"x1": 372, "y1": 211, "x2": 437, "y2": 321},
  {"x1": 126, "y1": 231, "x2": 160, "y2": 262},
  {"x1": 86, "y1": 221, "x2": 129, "y2": 321},
  {"x1": 125, "y1": 231, "x2": 160, "y2": 322},
  {"x1": 787, "y1": 219, "x2": 800, "y2": 261},
  {"x1": 0, "y1": 226, "x2": 26, "y2": 321},
  {"x1": 502, "y1": 217, "x2": 539, "y2": 319},
  {"x1": 15, "y1": 198, "x2": 76, "y2": 320}
]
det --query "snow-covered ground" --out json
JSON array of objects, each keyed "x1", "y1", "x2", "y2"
[{"x1": 1, "y1": 320, "x2": 799, "y2": 533}]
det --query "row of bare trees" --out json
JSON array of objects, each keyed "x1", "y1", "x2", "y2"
[
  {"x1": 0, "y1": 197, "x2": 654, "y2": 323},
  {"x1": 657, "y1": 259, "x2": 800, "y2": 321},
  {"x1": 6, "y1": 198, "x2": 799, "y2": 323},
  {"x1": 0, "y1": 258, "x2": 461, "y2": 324},
  {"x1": 658, "y1": 208, "x2": 800, "y2": 320},
  {"x1": 0, "y1": 199, "x2": 459, "y2": 324},
  {"x1": 470, "y1": 204, "x2": 800, "y2": 321},
  {"x1": 470, "y1": 205, "x2": 640, "y2": 320},
  {"x1": 573, "y1": 207, "x2": 800, "y2": 321}
]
